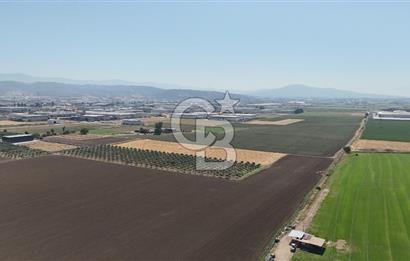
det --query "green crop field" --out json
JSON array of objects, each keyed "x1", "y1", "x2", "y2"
[
  {"x1": 294, "y1": 153, "x2": 410, "y2": 261},
  {"x1": 362, "y1": 119, "x2": 410, "y2": 142},
  {"x1": 148, "y1": 113, "x2": 362, "y2": 157}
]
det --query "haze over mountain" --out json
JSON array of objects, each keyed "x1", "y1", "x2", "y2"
[
  {"x1": 250, "y1": 84, "x2": 399, "y2": 99},
  {"x1": 0, "y1": 73, "x2": 198, "y2": 91},
  {"x1": 0, "y1": 73, "x2": 401, "y2": 100},
  {"x1": 0, "y1": 81, "x2": 255, "y2": 103}
]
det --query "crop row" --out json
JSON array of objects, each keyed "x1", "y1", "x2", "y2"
[
  {"x1": 0, "y1": 142, "x2": 49, "y2": 159},
  {"x1": 62, "y1": 144, "x2": 262, "y2": 180}
]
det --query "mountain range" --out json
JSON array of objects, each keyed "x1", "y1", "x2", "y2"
[
  {"x1": 0, "y1": 73, "x2": 400, "y2": 100},
  {"x1": 249, "y1": 84, "x2": 396, "y2": 99},
  {"x1": 0, "y1": 81, "x2": 254, "y2": 103}
]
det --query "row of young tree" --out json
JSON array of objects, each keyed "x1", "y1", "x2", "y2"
[
  {"x1": 62, "y1": 144, "x2": 261, "y2": 180},
  {"x1": 0, "y1": 143, "x2": 49, "y2": 159}
]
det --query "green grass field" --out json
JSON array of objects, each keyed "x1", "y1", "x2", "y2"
[
  {"x1": 294, "y1": 153, "x2": 410, "y2": 261},
  {"x1": 362, "y1": 120, "x2": 410, "y2": 142},
  {"x1": 147, "y1": 113, "x2": 362, "y2": 157}
]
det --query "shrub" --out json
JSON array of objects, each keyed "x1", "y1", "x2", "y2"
[
  {"x1": 80, "y1": 128, "x2": 89, "y2": 135},
  {"x1": 343, "y1": 146, "x2": 352, "y2": 154},
  {"x1": 154, "y1": 122, "x2": 163, "y2": 135}
]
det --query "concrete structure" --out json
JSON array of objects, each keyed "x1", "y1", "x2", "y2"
[
  {"x1": 373, "y1": 110, "x2": 410, "y2": 120},
  {"x1": 2, "y1": 134, "x2": 34, "y2": 143}
]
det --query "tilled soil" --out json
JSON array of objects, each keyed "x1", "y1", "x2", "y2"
[{"x1": 0, "y1": 155, "x2": 331, "y2": 261}]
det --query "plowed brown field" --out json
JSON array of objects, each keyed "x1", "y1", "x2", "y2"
[{"x1": 0, "y1": 155, "x2": 331, "y2": 260}]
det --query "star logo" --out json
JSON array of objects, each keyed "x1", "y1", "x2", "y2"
[{"x1": 215, "y1": 91, "x2": 239, "y2": 114}]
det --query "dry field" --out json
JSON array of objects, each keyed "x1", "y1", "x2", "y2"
[
  {"x1": 0, "y1": 120, "x2": 46, "y2": 126},
  {"x1": 142, "y1": 116, "x2": 169, "y2": 125},
  {"x1": 22, "y1": 141, "x2": 76, "y2": 152},
  {"x1": 0, "y1": 155, "x2": 331, "y2": 260},
  {"x1": 196, "y1": 119, "x2": 226, "y2": 126},
  {"x1": 116, "y1": 139, "x2": 286, "y2": 166},
  {"x1": 352, "y1": 139, "x2": 410, "y2": 152},
  {"x1": 60, "y1": 134, "x2": 108, "y2": 140},
  {"x1": 245, "y1": 119, "x2": 305, "y2": 126}
]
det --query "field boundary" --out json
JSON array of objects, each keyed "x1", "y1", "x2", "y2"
[
  {"x1": 59, "y1": 145, "x2": 265, "y2": 181},
  {"x1": 264, "y1": 116, "x2": 367, "y2": 260}
]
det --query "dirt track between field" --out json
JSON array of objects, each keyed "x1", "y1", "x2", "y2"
[
  {"x1": 0, "y1": 155, "x2": 331, "y2": 261},
  {"x1": 117, "y1": 139, "x2": 286, "y2": 166}
]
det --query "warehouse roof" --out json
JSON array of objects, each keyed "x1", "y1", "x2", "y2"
[
  {"x1": 3, "y1": 134, "x2": 33, "y2": 138},
  {"x1": 288, "y1": 230, "x2": 305, "y2": 239}
]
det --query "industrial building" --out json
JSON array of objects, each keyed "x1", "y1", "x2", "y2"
[
  {"x1": 2, "y1": 134, "x2": 34, "y2": 143},
  {"x1": 0, "y1": 107, "x2": 29, "y2": 113},
  {"x1": 208, "y1": 113, "x2": 256, "y2": 122},
  {"x1": 84, "y1": 111, "x2": 138, "y2": 120},
  {"x1": 373, "y1": 110, "x2": 410, "y2": 120},
  {"x1": 8, "y1": 113, "x2": 49, "y2": 122},
  {"x1": 122, "y1": 119, "x2": 143, "y2": 125}
]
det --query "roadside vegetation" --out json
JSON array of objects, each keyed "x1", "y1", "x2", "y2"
[
  {"x1": 293, "y1": 153, "x2": 410, "y2": 261},
  {"x1": 62, "y1": 144, "x2": 262, "y2": 180}
]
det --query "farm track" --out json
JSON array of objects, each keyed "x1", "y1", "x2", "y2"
[{"x1": 0, "y1": 155, "x2": 331, "y2": 261}]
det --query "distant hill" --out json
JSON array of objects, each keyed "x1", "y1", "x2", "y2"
[
  {"x1": 251, "y1": 84, "x2": 395, "y2": 99},
  {"x1": 0, "y1": 81, "x2": 256, "y2": 102},
  {"x1": 0, "y1": 73, "x2": 199, "y2": 90}
]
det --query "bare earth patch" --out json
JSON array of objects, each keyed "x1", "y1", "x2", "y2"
[
  {"x1": 22, "y1": 141, "x2": 77, "y2": 152},
  {"x1": 245, "y1": 119, "x2": 305, "y2": 126},
  {"x1": 327, "y1": 239, "x2": 350, "y2": 252},
  {"x1": 116, "y1": 139, "x2": 286, "y2": 166},
  {"x1": 352, "y1": 139, "x2": 410, "y2": 152}
]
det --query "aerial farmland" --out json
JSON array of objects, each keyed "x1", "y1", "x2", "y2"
[
  {"x1": 2, "y1": 3, "x2": 410, "y2": 260},
  {"x1": 293, "y1": 153, "x2": 410, "y2": 261},
  {"x1": 0, "y1": 110, "x2": 362, "y2": 260}
]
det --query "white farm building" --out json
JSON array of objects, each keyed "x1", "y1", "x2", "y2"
[{"x1": 373, "y1": 110, "x2": 410, "y2": 121}]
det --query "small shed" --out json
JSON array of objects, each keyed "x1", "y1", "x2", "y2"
[{"x1": 288, "y1": 230, "x2": 326, "y2": 254}]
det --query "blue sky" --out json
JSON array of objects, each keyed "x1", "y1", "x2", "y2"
[{"x1": 0, "y1": 2, "x2": 409, "y2": 95}]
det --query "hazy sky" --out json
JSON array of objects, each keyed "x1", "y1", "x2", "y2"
[{"x1": 1, "y1": 2, "x2": 409, "y2": 95}]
